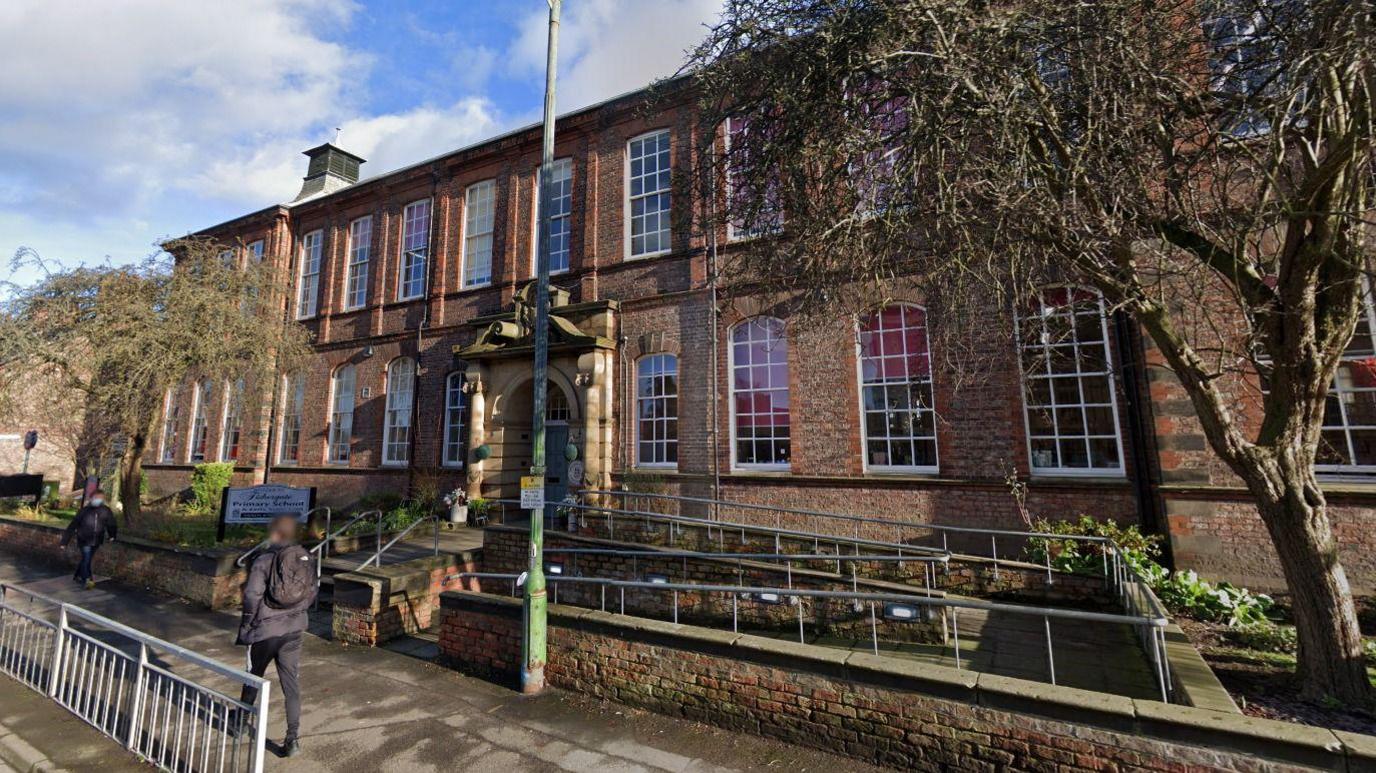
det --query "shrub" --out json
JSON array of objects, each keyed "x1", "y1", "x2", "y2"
[
  {"x1": 1027, "y1": 515, "x2": 1167, "y2": 584},
  {"x1": 1027, "y1": 516, "x2": 1273, "y2": 627},
  {"x1": 1155, "y1": 570, "x2": 1274, "y2": 627},
  {"x1": 187, "y1": 462, "x2": 234, "y2": 514},
  {"x1": 1227, "y1": 623, "x2": 1298, "y2": 654}
]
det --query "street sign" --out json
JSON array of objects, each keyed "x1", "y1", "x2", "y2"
[
  {"x1": 520, "y1": 476, "x2": 545, "y2": 510},
  {"x1": 217, "y1": 484, "x2": 316, "y2": 540}
]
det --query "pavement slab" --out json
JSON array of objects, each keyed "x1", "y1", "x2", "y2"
[{"x1": 0, "y1": 547, "x2": 888, "y2": 773}]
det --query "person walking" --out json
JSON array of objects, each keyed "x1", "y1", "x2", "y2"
[
  {"x1": 59, "y1": 490, "x2": 117, "y2": 590},
  {"x1": 236, "y1": 514, "x2": 316, "y2": 757}
]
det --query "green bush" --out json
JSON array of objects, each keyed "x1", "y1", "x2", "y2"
[
  {"x1": 1227, "y1": 623, "x2": 1297, "y2": 654},
  {"x1": 1027, "y1": 515, "x2": 1167, "y2": 584},
  {"x1": 188, "y1": 462, "x2": 234, "y2": 514},
  {"x1": 1154, "y1": 570, "x2": 1275, "y2": 627},
  {"x1": 1365, "y1": 638, "x2": 1376, "y2": 668},
  {"x1": 1027, "y1": 516, "x2": 1274, "y2": 628}
]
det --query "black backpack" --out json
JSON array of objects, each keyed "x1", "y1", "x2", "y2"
[{"x1": 264, "y1": 544, "x2": 315, "y2": 609}]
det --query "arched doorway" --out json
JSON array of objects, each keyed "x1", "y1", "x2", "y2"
[{"x1": 491, "y1": 377, "x2": 578, "y2": 505}]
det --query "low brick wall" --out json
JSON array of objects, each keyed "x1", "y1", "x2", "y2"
[
  {"x1": 439, "y1": 590, "x2": 1376, "y2": 772},
  {"x1": 0, "y1": 515, "x2": 248, "y2": 609},
  {"x1": 332, "y1": 550, "x2": 479, "y2": 646}
]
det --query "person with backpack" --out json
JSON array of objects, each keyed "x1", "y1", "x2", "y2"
[
  {"x1": 236, "y1": 514, "x2": 316, "y2": 757},
  {"x1": 59, "y1": 489, "x2": 117, "y2": 589}
]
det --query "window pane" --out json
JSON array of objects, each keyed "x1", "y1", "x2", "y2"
[
  {"x1": 731, "y1": 318, "x2": 790, "y2": 466},
  {"x1": 1019, "y1": 288, "x2": 1122, "y2": 472},
  {"x1": 628, "y1": 130, "x2": 671, "y2": 257},
  {"x1": 857, "y1": 305, "x2": 937, "y2": 470}
]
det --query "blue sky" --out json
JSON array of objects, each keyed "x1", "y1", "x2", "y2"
[{"x1": 0, "y1": 0, "x2": 722, "y2": 285}]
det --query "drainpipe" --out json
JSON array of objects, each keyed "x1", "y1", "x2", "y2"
[
  {"x1": 1113, "y1": 311, "x2": 1170, "y2": 564},
  {"x1": 404, "y1": 167, "x2": 444, "y2": 497},
  {"x1": 705, "y1": 138, "x2": 723, "y2": 508},
  {"x1": 262, "y1": 212, "x2": 295, "y2": 484}
]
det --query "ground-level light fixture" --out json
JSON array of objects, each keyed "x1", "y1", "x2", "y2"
[
  {"x1": 645, "y1": 573, "x2": 669, "y2": 584},
  {"x1": 883, "y1": 603, "x2": 923, "y2": 621}
]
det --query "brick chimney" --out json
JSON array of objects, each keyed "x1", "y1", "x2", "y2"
[{"x1": 293, "y1": 143, "x2": 365, "y2": 202}]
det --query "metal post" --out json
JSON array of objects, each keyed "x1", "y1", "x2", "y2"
[
  {"x1": 1044, "y1": 616, "x2": 1056, "y2": 685},
  {"x1": 870, "y1": 603, "x2": 879, "y2": 656},
  {"x1": 251, "y1": 681, "x2": 271, "y2": 773},
  {"x1": 47, "y1": 605, "x2": 67, "y2": 697},
  {"x1": 125, "y1": 642, "x2": 147, "y2": 748},
  {"x1": 522, "y1": 0, "x2": 561, "y2": 697},
  {"x1": 952, "y1": 609, "x2": 962, "y2": 669}
]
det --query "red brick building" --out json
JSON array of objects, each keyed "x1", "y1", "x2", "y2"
[{"x1": 142, "y1": 83, "x2": 1376, "y2": 593}]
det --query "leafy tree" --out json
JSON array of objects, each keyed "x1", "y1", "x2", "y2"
[
  {"x1": 0, "y1": 239, "x2": 311, "y2": 523},
  {"x1": 687, "y1": 0, "x2": 1374, "y2": 703}
]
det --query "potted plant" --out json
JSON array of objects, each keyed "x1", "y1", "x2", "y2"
[{"x1": 443, "y1": 488, "x2": 468, "y2": 525}]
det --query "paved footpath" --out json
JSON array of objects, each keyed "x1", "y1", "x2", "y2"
[{"x1": 0, "y1": 549, "x2": 888, "y2": 773}]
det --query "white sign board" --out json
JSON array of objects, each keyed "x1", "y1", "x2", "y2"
[
  {"x1": 520, "y1": 476, "x2": 545, "y2": 510},
  {"x1": 222, "y1": 484, "x2": 315, "y2": 525}
]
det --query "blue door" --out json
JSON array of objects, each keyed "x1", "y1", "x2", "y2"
[{"x1": 544, "y1": 424, "x2": 569, "y2": 520}]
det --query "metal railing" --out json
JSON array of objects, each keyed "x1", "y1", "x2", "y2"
[
  {"x1": 540, "y1": 546, "x2": 952, "y2": 595},
  {"x1": 451, "y1": 571, "x2": 1171, "y2": 702},
  {"x1": 0, "y1": 583, "x2": 270, "y2": 773},
  {"x1": 235, "y1": 505, "x2": 336, "y2": 568},
  {"x1": 356, "y1": 513, "x2": 440, "y2": 570},
  {"x1": 575, "y1": 493, "x2": 1170, "y2": 617}
]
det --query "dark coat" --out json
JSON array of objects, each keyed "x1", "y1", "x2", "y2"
[
  {"x1": 60, "y1": 505, "x2": 117, "y2": 548},
  {"x1": 237, "y1": 544, "x2": 315, "y2": 645}
]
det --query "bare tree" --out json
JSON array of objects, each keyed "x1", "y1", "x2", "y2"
[
  {"x1": 0, "y1": 239, "x2": 312, "y2": 523},
  {"x1": 687, "y1": 0, "x2": 1374, "y2": 704}
]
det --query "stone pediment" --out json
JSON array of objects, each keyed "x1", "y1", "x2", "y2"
[{"x1": 455, "y1": 282, "x2": 617, "y2": 361}]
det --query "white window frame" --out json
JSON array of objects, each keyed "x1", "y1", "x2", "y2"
[
  {"x1": 383, "y1": 357, "x2": 415, "y2": 466},
  {"x1": 625, "y1": 129, "x2": 672, "y2": 259},
  {"x1": 728, "y1": 316, "x2": 792, "y2": 471},
  {"x1": 326, "y1": 365, "x2": 355, "y2": 465},
  {"x1": 855, "y1": 304, "x2": 939, "y2": 475},
  {"x1": 159, "y1": 387, "x2": 180, "y2": 463},
  {"x1": 462, "y1": 181, "x2": 496, "y2": 288},
  {"x1": 442, "y1": 372, "x2": 466, "y2": 468},
  {"x1": 724, "y1": 116, "x2": 783, "y2": 242},
  {"x1": 532, "y1": 158, "x2": 573, "y2": 275},
  {"x1": 246, "y1": 240, "x2": 264, "y2": 262},
  {"x1": 398, "y1": 199, "x2": 431, "y2": 301},
  {"x1": 278, "y1": 373, "x2": 305, "y2": 465},
  {"x1": 296, "y1": 229, "x2": 322, "y2": 319},
  {"x1": 1016, "y1": 286, "x2": 1126, "y2": 477},
  {"x1": 635, "y1": 354, "x2": 679, "y2": 469},
  {"x1": 344, "y1": 216, "x2": 371, "y2": 311},
  {"x1": 218, "y1": 249, "x2": 235, "y2": 267},
  {"x1": 219, "y1": 378, "x2": 244, "y2": 463},
  {"x1": 1311, "y1": 281, "x2": 1376, "y2": 475},
  {"x1": 187, "y1": 381, "x2": 212, "y2": 463}
]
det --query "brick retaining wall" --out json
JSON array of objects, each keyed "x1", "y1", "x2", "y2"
[
  {"x1": 331, "y1": 550, "x2": 479, "y2": 646},
  {"x1": 438, "y1": 590, "x2": 1376, "y2": 772},
  {"x1": 0, "y1": 515, "x2": 246, "y2": 609}
]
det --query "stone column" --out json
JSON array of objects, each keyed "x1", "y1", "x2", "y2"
[
  {"x1": 576, "y1": 350, "x2": 614, "y2": 498},
  {"x1": 463, "y1": 367, "x2": 487, "y2": 500}
]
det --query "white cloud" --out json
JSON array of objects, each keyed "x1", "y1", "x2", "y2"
[
  {"x1": 509, "y1": 0, "x2": 724, "y2": 111},
  {"x1": 0, "y1": 0, "x2": 721, "y2": 282}
]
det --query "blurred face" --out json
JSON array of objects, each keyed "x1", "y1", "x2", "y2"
[{"x1": 90, "y1": 492, "x2": 106, "y2": 506}]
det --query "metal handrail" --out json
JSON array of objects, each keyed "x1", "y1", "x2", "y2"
[
  {"x1": 590, "y1": 488, "x2": 1117, "y2": 545},
  {"x1": 572, "y1": 493, "x2": 1135, "y2": 596},
  {"x1": 355, "y1": 512, "x2": 440, "y2": 570},
  {"x1": 449, "y1": 571, "x2": 1170, "y2": 702},
  {"x1": 492, "y1": 498, "x2": 949, "y2": 557},
  {"x1": 234, "y1": 505, "x2": 335, "y2": 568},
  {"x1": 0, "y1": 582, "x2": 270, "y2": 772}
]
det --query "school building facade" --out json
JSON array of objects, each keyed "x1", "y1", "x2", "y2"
[{"x1": 141, "y1": 82, "x2": 1376, "y2": 593}]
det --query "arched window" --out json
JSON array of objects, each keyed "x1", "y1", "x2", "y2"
[
  {"x1": 188, "y1": 380, "x2": 212, "y2": 462},
  {"x1": 278, "y1": 373, "x2": 306, "y2": 464},
  {"x1": 219, "y1": 378, "x2": 244, "y2": 462},
  {"x1": 546, "y1": 383, "x2": 571, "y2": 423},
  {"x1": 636, "y1": 354, "x2": 678, "y2": 467},
  {"x1": 328, "y1": 365, "x2": 356, "y2": 464},
  {"x1": 442, "y1": 372, "x2": 466, "y2": 467},
  {"x1": 730, "y1": 317, "x2": 790, "y2": 468},
  {"x1": 383, "y1": 357, "x2": 416, "y2": 465},
  {"x1": 858, "y1": 305, "x2": 936, "y2": 471},
  {"x1": 1018, "y1": 287, "x2": 1123, "y2": 473},
  {"x1": 159, "y1": 386, "x2": 181, "y2": 462}
]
